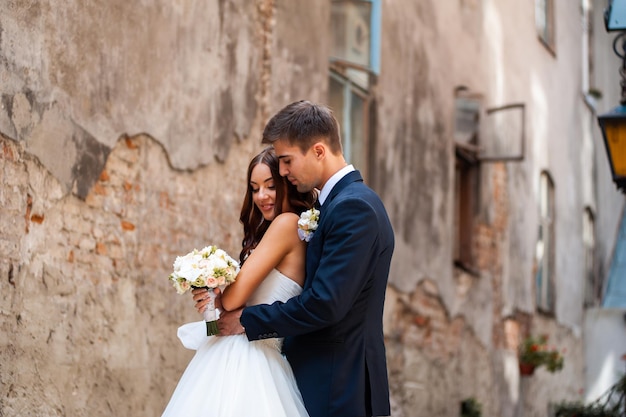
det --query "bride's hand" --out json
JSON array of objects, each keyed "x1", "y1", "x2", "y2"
[{"x1": 191, "y1": 287, "x2": 221, "y2": 313}]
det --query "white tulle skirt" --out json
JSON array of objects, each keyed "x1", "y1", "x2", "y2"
[{"x1": 161, "y1": 321, "x2": 309, "y2": 417}]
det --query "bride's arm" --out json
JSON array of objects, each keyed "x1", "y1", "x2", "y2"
[{"x1": 220, "y1": 212, "x2": 301, "y2": 311}]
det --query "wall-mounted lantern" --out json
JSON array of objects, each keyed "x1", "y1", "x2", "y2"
[
  {"x1": 598, "y1": 105, "x2": 626, "y2": 192},
  {"x1": 598, "y1": 0, "x2": 626, "y2": 193}
]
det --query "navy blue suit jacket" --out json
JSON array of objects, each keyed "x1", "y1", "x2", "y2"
[{"x1": 241, "y1": 171, "x2": 394, "y2": 417}]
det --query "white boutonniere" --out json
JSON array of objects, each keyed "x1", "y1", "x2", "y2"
[{"x1": 297, "y1": 208, "x2": 320, "y2": 242}]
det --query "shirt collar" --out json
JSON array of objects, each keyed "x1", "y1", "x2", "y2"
[{"x1": 318, "y1": 164, "x2": 355, "y2": 206}]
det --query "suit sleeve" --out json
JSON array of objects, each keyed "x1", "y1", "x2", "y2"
[{"x1": 241, "y1": 196, "x2": 380, "y2": 340}]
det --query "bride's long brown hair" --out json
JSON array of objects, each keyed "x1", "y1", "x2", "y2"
[{"x1": 239, "y1": 147, "x2": 317, "y2": 264}]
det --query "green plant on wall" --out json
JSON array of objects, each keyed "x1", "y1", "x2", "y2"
[
  {"x1": 518, "y1": 334, "x2": 564, "y2": 373},
  {"x1": 553, "y1": 373, "x2": 625, "y2": 417},
  {"x1": 554, "y1": 402, "x2": 617, "y2": 417},
  {"x1": 460, "y1": 397, "x2": 482, "y2": 417}
]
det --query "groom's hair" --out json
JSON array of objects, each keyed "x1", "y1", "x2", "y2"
[{"x1": 262, "y1": 100, "x2": 343, "y2": 155}]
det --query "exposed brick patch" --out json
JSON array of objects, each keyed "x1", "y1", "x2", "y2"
[
  {"x1": 120, "y1": 221, "x2": 135, "y2": 231},
  {"x1": 92, "y1": 183, "x2": 107, "y2": 196},
  {"x1": 30, "y1": 214, "x2": 44, "y2": 224},
  {"x1": 125, "y1": 137, "x2": 138, "y2": 149},
  {"x1": 397, "y1": 280, "x2": 467, "y2": 363},
  {"x1": 158, "y1": 191, "x2": 171, "y2": 209},
  {"x1": 95, "y1": 242, "x2": 107, "y2": 255},
  {"x1": 2, "y1": 140, "x2": 16, "y2": 161},
  {"x1": 414, "y1": 314, "x2": 430, "y2": 327}
]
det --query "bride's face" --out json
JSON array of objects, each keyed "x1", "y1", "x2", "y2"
[{"x1": 250, "y1": 163, "x2": 277, "y2": 221}]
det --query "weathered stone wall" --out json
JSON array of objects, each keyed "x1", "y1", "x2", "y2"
[
  {"x1": 1, "y1": 133, "x2": 256, "y2": 416},
  {"x1": 377, "y1": 1, "x2": 589, "y2": 415},
  {"x1": 0, "y1": 0, "x2": 327, "y2": 415},
  {"x1": 1, "y1": 0, "x2": 262, "y2": 172},
  {"x1": 591, "y1": 0, "x2": 626, "y2": 284},
  {"x1": 1, "y1": 0, "x2": 598, "y2": 416}
]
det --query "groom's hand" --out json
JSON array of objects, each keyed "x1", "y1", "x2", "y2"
[{"x1": 217, "y1": 308, "x2": 246, "y2": 336}]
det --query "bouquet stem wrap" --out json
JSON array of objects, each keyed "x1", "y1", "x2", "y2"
[{"x1": 203, "y1": 289, "x2": 219, "y2": 336}]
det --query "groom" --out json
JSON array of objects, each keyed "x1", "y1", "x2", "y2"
[{"x1": 220, "y1": 100, "x2": 394, "y2": 417}]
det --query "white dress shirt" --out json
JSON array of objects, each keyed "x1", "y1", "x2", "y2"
[{"x1": 317, "y1": 164, "x2": 355, "y2": 206}]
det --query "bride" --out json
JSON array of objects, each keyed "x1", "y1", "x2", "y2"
[{"x1": 161, "y1": 147, "x2": 316, "y2": 417}]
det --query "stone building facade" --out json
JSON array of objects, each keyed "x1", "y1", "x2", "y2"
[{"x1": 1, "y1": 1, "x2": 620, "y2": 416}]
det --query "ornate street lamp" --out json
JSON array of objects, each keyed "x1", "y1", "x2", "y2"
[{"x1": 598, "y1": 0, "x2": 626, "y2": 193}]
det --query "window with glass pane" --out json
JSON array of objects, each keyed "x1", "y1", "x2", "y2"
[
  {"x1": 329, "y1": 0, "x2": 378, "y2": 179},
  {"x1": 453, "y1": 92, "x2": 481, "y2": 272},
  {"x1": 329, "y1": 73, "x2": 369, "y2": 175},
  {"x1": 331, "y1": 1, "x2": 372, "y2": 69},
  {"x1": 535, "y1": 0, "x2": 555, "y2": 50},
  {"x1": 583, "y1": 208, "x2": 598, "y2": 306},
  {"x1": 454, "y1": 156, "x2": 478, "y2": 269},
  {"x1": 535, "y1": 171, "x2": 555, "y2": 312}
]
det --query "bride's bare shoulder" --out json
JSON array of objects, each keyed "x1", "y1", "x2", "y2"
[
  {"x1": 264, "y1": 212, "x2": 300, "y2": 242},
  {"x1": 269, "y1": 212, "x2": 299, "y2": 228}
]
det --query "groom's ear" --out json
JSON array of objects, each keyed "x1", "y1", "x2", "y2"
[{"x1": 312, "y1": 143, "x2": 325, "y2": 160}]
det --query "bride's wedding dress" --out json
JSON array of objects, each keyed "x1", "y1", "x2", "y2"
[{"x1": 161, "y1": 269, "x2": 309, "y2": 417}]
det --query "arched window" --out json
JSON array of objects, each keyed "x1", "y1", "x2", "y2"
[
  {"x1": 535, "y1": 171, "x2": 556, "y2": 313},
  {"x1": 453, "y1": 89, "x2": 481, "y2": 272},
  {"x1": 583, "y1": 207, "x2": 598, "y2": 306}
]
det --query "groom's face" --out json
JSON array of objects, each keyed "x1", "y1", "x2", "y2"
[{"x1": 273, "y1": 139, "x2": 320, "y2": 193}]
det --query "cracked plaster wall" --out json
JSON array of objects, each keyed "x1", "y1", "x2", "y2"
[
  {"x1": 0, "y1": 0, "x2": 599, "y2": 416},
  {"x1": 1, "y1": 0, "x2": 261, "y2": 197}
]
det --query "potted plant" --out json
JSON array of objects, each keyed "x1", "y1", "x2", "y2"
[{"x1": 518, "y1": 334, "x2": 564, "y2": 376}]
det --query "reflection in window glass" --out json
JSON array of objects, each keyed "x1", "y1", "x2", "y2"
[
  {"x1": 349, "y1": 91, "x2": 366, "y2": 170},
  {"x1": 329, "y1": 73, "x2": 369, "y2": 175},
  {"x1": 329, "y1": 0, "x2": 378, "y2": 181},
  {"x1": 329, "y1": 76, "x2": 345, "y2": 132}
]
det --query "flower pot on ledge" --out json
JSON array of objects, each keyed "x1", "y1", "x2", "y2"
[{"x1": 519, "y1": 363, "x2": 536, "y2": 376}]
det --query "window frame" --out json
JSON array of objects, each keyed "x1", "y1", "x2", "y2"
[
  {"x1": 535, "y1": 171, "x2": 556, "y2": 313},
  {"x1": 535, "y1": 0, "x2": 556, "y2": 54},
  {"x1": 328, "y1": 70, "x2": 371, "y2": 179},
  {"x1": 454, "y1": 150, "x2": 480, "y2": 272},
  {"x1": 329, "y1": 0, "x2": 381, "y2": 75},
  {"x1": 452, "y1": 90, "x2": 482, "y2": 274},
  {"x1": 328, "y1": 0, "x2": 381, "y2": 182},
  {"x1": 583, "y1": 207, "x2": 598, "y2": 307}
]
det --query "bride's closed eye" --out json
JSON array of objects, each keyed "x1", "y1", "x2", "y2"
[{"x1": 251, "y1": 184, "x2": 275, "y2": 193}]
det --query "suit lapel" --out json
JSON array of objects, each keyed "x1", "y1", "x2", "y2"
[
  {"x1": 323, "y1": 170, "x2": 363, "y2": 207},
  {"x1": 304, "y1": 170, "x2": 363, "y2": 289}
]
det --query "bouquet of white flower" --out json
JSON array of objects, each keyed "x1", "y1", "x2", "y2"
[{"x1": 168, "y1": 245, "x2": 240, "y2": 335}]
